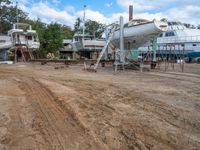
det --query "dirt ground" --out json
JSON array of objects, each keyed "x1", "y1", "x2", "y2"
[{"x1": 0, "y1": 62, "x2": 200, "y2": 150}]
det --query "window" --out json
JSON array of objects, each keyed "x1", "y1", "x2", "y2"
[
  {"x1": 168, "y1": 22, "x2": 172, "y2": 26},
  {"x1": 192, "y1": 44, "x2": 197, "y2": 46},
  {"x1": 159, "y1": 33, "x2": 163, "y2": 37},
  {"x1": 27, "y1": 36, "x2": 32, "y2": 40},
  {"x1": 34, "y1": 36, "x2": 37, "y2": 42},
  {"x1": 0, "y1": 40, "x2": 6, "y2": 43},
  {"x1": 165, "y1": 32, "x2": 175, "y2": 37}
]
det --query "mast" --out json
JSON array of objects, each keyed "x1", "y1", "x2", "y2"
[
  {"x1": 82, "y1": 5, "x2": 86, "y2": 46},
  {"x1": 16, "y1": 1, "x2": 19, "y2": 29}
]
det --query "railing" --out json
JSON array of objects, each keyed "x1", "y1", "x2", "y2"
[
  {"x1": 83, "y1": 39, "x2": 105, "y2": 46},
  {"x1": 157, "y1": 35, "x2": 200, "y2": 44}
]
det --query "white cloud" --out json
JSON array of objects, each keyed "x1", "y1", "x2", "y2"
[
  {"x1": 116, "y1": 0, "x2": 200, "y2": 25},
  {"x1": 52, "y1": 0, "x2": 61, "y2": 5},
  {"x1": 105, "y1": 2, "x2": 113, "y2": 8},
  {"x1": 64, "y1": 5, "x2": 76, "y2": 14},
  {"x1": 30, "y1": 2, "x2": 76, "y2": 26},
  {"x1": 166, "y1": 5, "x2": 200, "y2": 25},
  {"x1": 76, "y1": 9, "x2": 109, "y2": 24}
]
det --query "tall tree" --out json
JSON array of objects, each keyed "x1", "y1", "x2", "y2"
[
  {"x1": 43, "y1": 23, "x2": 64, "y2": 54},
  {"x1": 73, "y1": 17, "x2": 82, "y2": 34},
  {"x1": 31, "y1": 19, "x2": 47, "y2": 55}
]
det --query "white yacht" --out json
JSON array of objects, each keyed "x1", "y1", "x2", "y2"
[
  {"x1": 137, "y1": 21, "x2": 200, "y2": 58},
  {"x1": 157, "y1": 21, "x2": 200, "y2": 57}
]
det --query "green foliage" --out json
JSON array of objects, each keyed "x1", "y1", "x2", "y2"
[
  {"x1": 73, "y1": 17, "x2": 82, "y2": 34},
  {"x1": 85, "y1": 19, "x2": 105, "y2": 38},
  {"x1": 61, "y1": 25, "x2": 73, "y2": 39},
  {"x1": 32, "y1": 20, "x2": 65, "y2": 55},
  {"x1": 31, "y1": 19, "x2": 47, "y2": 55},
  {"x1": 73, "y1": 18, "x2": 105, "y2": 38},
  {"x1": 44, "y1": 23, "x2": 64, "y2": 53}
]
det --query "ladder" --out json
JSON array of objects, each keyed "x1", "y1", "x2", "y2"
[
  {"x1": 26, "y1": 46, "x2": 34, "y2": 60},
  {"x1": 20, "y1": 48, "x2": 26, "y2": 62},
  {"x1": 26, "y1": 41, "x2": 34, "y2": 60},
  {"x1": 93, "y1": 25, "x2": 116, "y2": 70}
]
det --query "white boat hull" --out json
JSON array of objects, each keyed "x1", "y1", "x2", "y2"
[
  {"x1": 111, "y1": 20, "x2": 168, "y2": 50},
  {"x1": 0, "y1": 36, "x2": 12, "y2": 50}
]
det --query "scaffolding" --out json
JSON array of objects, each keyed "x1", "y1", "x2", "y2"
[{"x1": 157, "y1": 43, "x2": 185, "y2": 72}]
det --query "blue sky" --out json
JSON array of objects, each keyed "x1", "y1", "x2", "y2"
[{"x1": 13, "y1": 0, "x2": 200, "y2": 27}]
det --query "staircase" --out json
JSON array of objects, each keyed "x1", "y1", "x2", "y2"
[{"x1": 15, "y1": 45, "x2": 34, "y2": 62}]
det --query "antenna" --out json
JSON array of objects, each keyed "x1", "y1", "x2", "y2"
[
  {"x1": 82, "y1": 5, "x2": 86, "y2": 45},
  {"x1": 16, "y1": 1, "x2": 19, "y2": 28}
]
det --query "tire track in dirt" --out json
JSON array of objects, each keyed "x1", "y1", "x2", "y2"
[
  {"x1": 51, "y1": 78, "x2": 200, "y2": 149},
  {"x1": 18, "y1": 77, "x2": 104, "y2": 150}
]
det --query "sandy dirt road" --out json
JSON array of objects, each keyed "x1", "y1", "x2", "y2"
[{"x1": 0, "y1": 63, "x2": 200, "y2": 150}]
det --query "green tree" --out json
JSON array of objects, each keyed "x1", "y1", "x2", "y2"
[
  {"x1": 73, "y1": 17, "x2": 82, "y2": 34},
  {"x1": 31, "y1": 19, "x2": 47, "y2": 55},
  {"x1": 43, "y1": 23, "x2": 64, "y2": 54},
  {"x1": 73, "y1": 18, "x2": 105, "y2": 38},
  {"x1": 85, "y1": 19, "x2": 105, "y2": 38},
  {"x1": 61, "y1": 25, "x2": 73, "y2": 39}
]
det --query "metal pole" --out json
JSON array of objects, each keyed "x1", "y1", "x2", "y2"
[
  {"x1": 105, "y1": 27, "x2": 108, "y2": 60},
  {"x1": 82, "y1": 5, "x2": 86, "y2": 46},
  {"x1": 119, "y1": 16, "x2": 124, "y2": 63},
  {"x1": 152, "y1": 38, "x2": 157, "y2": 62},
  {"x1": 16, "y1": 1, "x2": 19, "y2": 28}
]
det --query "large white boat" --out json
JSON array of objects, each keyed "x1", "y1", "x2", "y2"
[
  {"x1": 137, "y1": 21, "x2": 200, "y2": 58},
  {"x1": 157, "y1": 21, "x2": 200, "y2": 57},
  {"x1": 111, "y1": 19, "x2": 168, "y2": 50}
]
